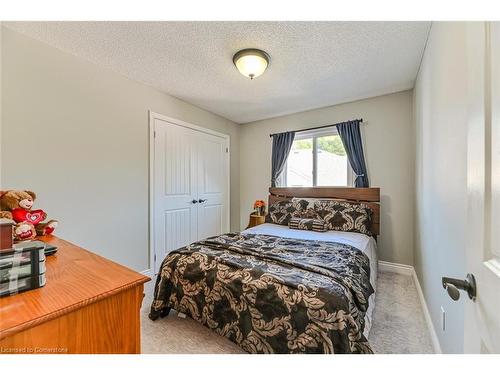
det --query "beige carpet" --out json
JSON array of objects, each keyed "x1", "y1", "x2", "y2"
[{"x1": 141, "y1": 271, "x2": 435, "y2": 354}]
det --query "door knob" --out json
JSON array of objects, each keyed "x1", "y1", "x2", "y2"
[
  {"x1": 198, "y1": 199, "x2": 207, "y2": 203},
  {"x1": 191, "y1": 199, "x2": 198, "y2": 204},
  {"x1": 442, "y1": 273, "x2": 476, "y2": 301}
]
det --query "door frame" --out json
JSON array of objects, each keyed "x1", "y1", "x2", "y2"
[{"x1": 148, "y1": 110, "x2": 231, "y2": 275}]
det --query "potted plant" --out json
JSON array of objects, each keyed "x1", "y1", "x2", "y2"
[{"x1": 253, "y1": 200, "x2": 266, "y2": 216}]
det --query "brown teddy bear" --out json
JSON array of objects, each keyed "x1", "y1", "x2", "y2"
[{"x1": 0, "y1": 190, "x2": 58, "y2": 241}]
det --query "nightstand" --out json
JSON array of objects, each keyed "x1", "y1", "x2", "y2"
[{"x1": 247, "y1": 214, "x2": 265, "y2": 229}]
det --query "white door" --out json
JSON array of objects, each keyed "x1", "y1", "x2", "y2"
[
  {"x1": 196, "y1": 131, "x2": 230, "y2": 240},
  {"x1": 152, "y1": 115, "x2": 229, "y2": 274},
  {"x1": 153, "y1": 119, "x2": 199, "y2": 273},
  {"x1": 464, "y1": 21, "x2": 500, "y2": 353}
]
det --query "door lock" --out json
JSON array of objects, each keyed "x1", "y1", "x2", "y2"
[
  {"x1": 442, "y1": 273, "x2": 476, "y2": 301},
  {"x1": 191, "y1": 199, "x2": 198, "y2": 204}
]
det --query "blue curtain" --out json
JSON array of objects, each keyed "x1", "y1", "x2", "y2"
[
  {"x1": 271, "y1": 131, "x2": 295, "y2": 187},
  {"x1": 336, "y1": 120, "x2": 369, "y2": 187}
]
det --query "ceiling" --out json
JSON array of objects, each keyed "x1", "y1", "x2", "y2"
[{"x1": 5, "y1": 21, "x2": 431, "y2": 124}]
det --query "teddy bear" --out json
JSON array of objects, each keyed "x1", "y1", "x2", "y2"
[{"x1": 0, "y1": 190, "x2": 58, "y2": 241}]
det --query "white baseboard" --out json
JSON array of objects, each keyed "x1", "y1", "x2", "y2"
[
  {"x1": 378, "y1": 260, "x2": 442, "y2": 354},
  {"x1": 410, "y1": 268, "x2": 442, "y2": 354},
  {"x1": 378, "y1": 260, "x2": 413, "y2": 275}
]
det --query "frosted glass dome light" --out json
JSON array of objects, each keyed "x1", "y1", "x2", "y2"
[{"x1": 233, "y1": 49, "x2": 270, "y2": 80}]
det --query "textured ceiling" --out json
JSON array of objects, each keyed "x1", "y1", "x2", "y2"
[{"x1": 5, "y1": 21, "x2": 430, "y2": 123}]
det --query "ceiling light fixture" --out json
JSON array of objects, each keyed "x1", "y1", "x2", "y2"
[{"x1": 233, "y1": 49, "x2": 270, "y2": 80}]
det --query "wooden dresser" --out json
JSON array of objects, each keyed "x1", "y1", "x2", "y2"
[{"x1": 0, "y1": 236, "x2": 150, "y2": 354}]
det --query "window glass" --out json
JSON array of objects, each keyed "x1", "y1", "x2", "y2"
[
  {"x1": 284, "y1": 131, "x2": 351, "y2": 187},
  {"x1": 316, "y1": 135, "x2": 349, "y2": 186},
  {"x1": 286, "y1": 138, "x2": 313, "y2": 187}
]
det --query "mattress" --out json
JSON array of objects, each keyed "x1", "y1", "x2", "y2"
[{"x1": 242, "y1": 223, "x2": 378, "y2": 337}]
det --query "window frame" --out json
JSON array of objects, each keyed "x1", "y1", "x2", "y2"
[{"x1": 283, "y1": 127, "x2": 355, "y2": 187}]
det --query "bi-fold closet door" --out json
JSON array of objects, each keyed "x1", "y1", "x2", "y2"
[{"x1": 153, "y1": 116, "x2": 229, "y2": 273}]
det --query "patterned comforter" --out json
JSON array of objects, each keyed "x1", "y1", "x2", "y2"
[{"x1": 149, "y1": 232, "x2": 374, "y2": 354}]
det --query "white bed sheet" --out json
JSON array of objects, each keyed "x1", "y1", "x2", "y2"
[{"x1": 242, "y1": 223, "x2": 377, "y2": 338}]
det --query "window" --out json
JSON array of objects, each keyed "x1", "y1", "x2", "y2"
[{"x1": 284, "y1": 128, "x2": 353, "y2": 187}]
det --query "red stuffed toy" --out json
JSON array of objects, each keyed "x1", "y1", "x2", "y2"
[{"x1": 0, "y1": 190, "x2": 58, "y2": 241}]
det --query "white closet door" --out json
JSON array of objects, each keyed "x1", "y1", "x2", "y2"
[
  {"x1": 196, "y1": 132, "x2": 229, "y2": 240},
  {"x1": 154, "y1": 118, "x2": 198, "y2": 273},
  {"x1": 152, "y1": 114, "x2": 230, "y2": 274}
]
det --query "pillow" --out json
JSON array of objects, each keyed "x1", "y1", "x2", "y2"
[
  {"x1": 291, "y1": 197, "x2": 337, "y2": 208},
  {"x1": 313, "y1": 200, "x2": 373, "y2": 236},
  {"x1": 290, "y1": 197, "x2": 338, "y2": 219},
  {"x1": 265, "y1": 199, "x2": 309, "y2": 225},
  {"x1": 288, "y1": 217, "x2": 328, "y2": 232}
]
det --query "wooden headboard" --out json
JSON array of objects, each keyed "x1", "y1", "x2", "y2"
[{"x1": 268, "y1": 187, "x2": 380, "y2": 237}]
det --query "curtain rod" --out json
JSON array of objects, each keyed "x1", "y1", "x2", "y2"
[{"x1": 269, "y1": 118, "x2": 363, "y2": 137}]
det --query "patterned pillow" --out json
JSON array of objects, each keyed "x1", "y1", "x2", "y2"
[
  {"x1": 293, "y1": 207, "x2": 321, "y2": 220},
  {"x1": 265, "y1": 199, "x2": 309, "y2": 225},
  {"x1": 288, "y1": 217, "x2": 328, "y2": 232},
  {"x1": 313, "y1": 200, "x2": 373, "y2": 236}
]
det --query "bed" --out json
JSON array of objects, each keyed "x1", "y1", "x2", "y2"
[{"x1": 149, "y1": 187, "x2": 380, "y2": 354}]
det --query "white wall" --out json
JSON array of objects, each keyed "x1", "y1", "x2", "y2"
[
  {"x1": 0, "y1": 23, "x2": 3, "y2": 187},
  {"x1": 0, "y1": 27, "x2": 241, "y2": 272},
  {"x1": 240, "y1": 91, "x2": 414, "y2": 265},
  {"x1": 413, "y1": 22, "x2": 468, "y2": 353}
]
